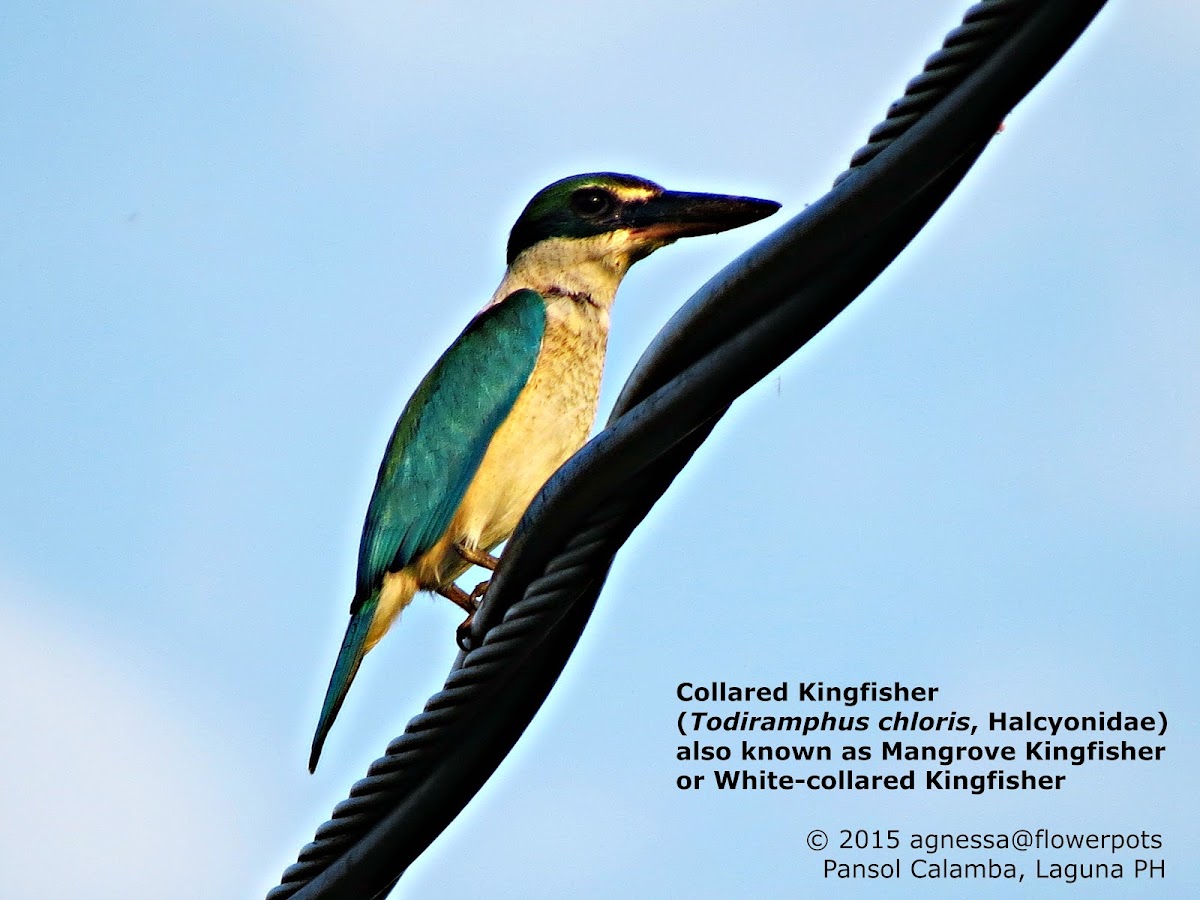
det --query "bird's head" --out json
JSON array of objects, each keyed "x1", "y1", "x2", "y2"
[{"x1": 503, "y1": 173, "x2": 780, "y2": 300}]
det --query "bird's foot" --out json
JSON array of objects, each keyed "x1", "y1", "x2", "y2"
[
  {"x1": 436, "y1": 583, "x2": 476, "y2": 615},
  {"x1": 455, "y1": 581, "x2": 491, "y2": 651},
  {"x1": 454, "y1": 541, "x2": 500, "y2": 571},
  {"x1": 456, "y1": 613, "x2": 475, "y2": 651}
]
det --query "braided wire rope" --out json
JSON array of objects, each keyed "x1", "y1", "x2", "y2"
[
  {"x1": 835, "y1": 0, "x2": 1025, "y2": 186},
  {"x1": 269, "y1": 2, "x2": 1108, "y2": 896}
]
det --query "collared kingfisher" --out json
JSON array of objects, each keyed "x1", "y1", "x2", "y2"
[{"x1": 309, "y1": 172, "x2": 779, "y2": 771}]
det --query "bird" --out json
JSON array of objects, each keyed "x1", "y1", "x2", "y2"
[{"x1": 309, "y1": 172, "x2": 780, "y2": 771}]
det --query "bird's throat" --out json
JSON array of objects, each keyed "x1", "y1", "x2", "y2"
[{"x1": 489, "y1": 235, "x2": 631, "y2": 312}]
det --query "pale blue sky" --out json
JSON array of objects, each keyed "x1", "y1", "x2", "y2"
[{"x1": 1, "y1": 2, "x2": 1196, "y2": 897}]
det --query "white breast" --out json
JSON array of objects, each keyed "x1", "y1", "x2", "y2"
[{"x1": 418, "y1": 293, "x2": 610, "y2": 587}]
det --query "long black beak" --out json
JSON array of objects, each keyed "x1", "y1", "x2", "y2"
[{"x1": 622, "y1": 190, "x2": 781, "y2": 241}]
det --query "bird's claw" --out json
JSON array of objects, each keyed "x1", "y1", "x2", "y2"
[
  {"x1": 456, "y1": 581, "x2": 490, "y2": 651},
  {"x1": 456, "y1": 613, "x2": 475, "y2": 651}
]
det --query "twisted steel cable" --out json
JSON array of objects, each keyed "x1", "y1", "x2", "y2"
[
  {"x1": 835, "y1": 0, "x2": 1029, "y2": 186},
  {"x1": 269, "y1": 1, "x2": 1108, "y2": 896}
]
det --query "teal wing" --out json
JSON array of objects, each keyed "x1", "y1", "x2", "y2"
[
  {"x1": 310, "y1": 289, "x2": 545, "y2": 772},
  {"x1": 354, "y1": 288, "x2": 546, "y2": 603}
]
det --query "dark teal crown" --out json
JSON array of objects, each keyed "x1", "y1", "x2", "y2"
[{"x1": 506, "y1": 173, "x2": 663, "y2": 264}]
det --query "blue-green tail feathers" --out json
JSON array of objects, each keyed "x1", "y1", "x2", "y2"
[{"x1": 310, "y1": 595, "x2": 377, "y2": 773}]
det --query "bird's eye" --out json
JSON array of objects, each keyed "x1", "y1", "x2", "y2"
[{"x1": 570, "y1": 188, "x2": 614, "y2": 217}]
